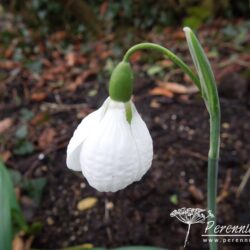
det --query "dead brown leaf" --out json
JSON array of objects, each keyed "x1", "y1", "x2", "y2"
[
  {"x1": 66, "y1": 52, "x2": 77, "y2": 66},
  {"x1": 66, "y1": 70, "x2": 97, "y2": 92},
  {"x1": 12, "y1": 235, "x2": 25, "y2": 250},
  {"x1": 31, "y1": 92, "x2": 47, "y2": 102},
  {"x1": 159, "y1": 59, "x2": 173, "y2": 68},
  {"x1": 0, "y1": 60, "x2": 19, "y2": 70},
  {"x1": 0, "y1": 150, "x2": 11, "y2": 162},
  {"x1": 130, "y1": 51, "x2": 142, "y2": 63},
  {"x1": 50, "y1": 31, "x2": 67, "y2": 42},
  {"x1": 30, "y1": 113, "x2": 48, "y2": 126},
  {"x1": 0, "y1": 118, "x2": 13, "y2": 134},
  {"x1": 100, "y1": 1, "x2": 109, "y2": 15},
  {"x1": 188, "y1": 185, "x2": 204, "y2": 201},
  {"x1": 38, "y1": 127, "x2": 56, "y2": 150},
  {"x1": 158, "y1": 81, "x2": 198, "y2": 94},
  {"x1": 149, "y1": 87, "x2": 174, "y2": 98}
]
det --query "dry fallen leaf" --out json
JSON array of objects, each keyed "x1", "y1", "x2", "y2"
[
  {"x1": 164, "y1": 82, "x2": 190, "y2": 94},
  {"x1": 12, "y1": 235, "x2": 25, "y2": 250},
  {"x1": 0, "y1": 150, "x2": 11, "y2": 162},
  {"x1": 149, "y1": 87, "x2": 174, "y2": 98},
  {"x1": 188, "y1": 185, "x2": 204, "y2": 201},
  {"x1": 66, "y1": 52, "x2": 77, "y2": 66},
  {"x1": 130, "y1": 51, "x2": 142, "y2": 63},
  {"x1": 0, "y1": 118, "x2": 13, "y2": 134},
  {"x1": 77, "y1": 197, "x2": 98, "y2": 211},
  {"x1": 24, "y1": 236, "x2": 34, "y2": 250},
  {"x1": 159, "y1": 59, "x2": 173, "y2": 68},
  {"x1": 31, "y1": 92, "x2": 47, "y2": 102},
  {"x1": 158, "y1": 81, "x2": 199, "y2": 94},
  {"x1": 30, "y1": 112, "x2": 48, "y2": 126},
  {"x1": 38, "y1": 127, "x2": 56, "y2": 150},
  {"x1": 66, "y1": 70, "x2": 97, "y2": 92}
]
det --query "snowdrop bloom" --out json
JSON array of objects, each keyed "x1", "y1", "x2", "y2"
[
  {"x1": 67, "y1": 61, "x2": 153, "y2": 192},
  {"x1": 66, "y1": 97, "x2": 153, "y2": 192}
]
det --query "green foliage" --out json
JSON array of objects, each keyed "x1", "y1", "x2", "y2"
[
  {"x1": 3, "y1": 0, "x2": 249, "y2": 33},
  {"x1": 147, "y1": 65, "x2": 164, "y2": 76},
  {"x1": 15, "y1": 125, "x2": 28, "y2": 139},
  {"x1": 0, "y1": 162, "x2": 45, "y2": 250},
  {"x1": 183, "y1": 6, "x2": 211, "y2": 29},
  {"x1": 184, "y1": 27, "x2": 219, "y2": 115},
  {"x1": 20, "y1": 108, "x2": 35, "y2": 122},
  {"x1": 25, "y1": 60, "x2": 43, "y2": 74},
  {"x1": 169, "y1": 194, "x2": 178, "y2": 205},
  {"x1": 9, "y1": 169, "x2": 47, "y2": 205},
  {"x1": 14, "y1": 111, "x2": 35, "y2": 156},
  {"x1": 184, "y1": 27, "x2": 220, "y2": 250},
  {"x1": 14, "y1": 139, "x2": 34, "y2": 155},
  {"x1": 0, "y1": 161, "x2": 27, "y2": 250},
  {"x1": 0, "y1": 161, "x2": 13, "y2": 250}
]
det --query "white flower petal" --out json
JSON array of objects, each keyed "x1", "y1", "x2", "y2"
[
  {"x1": 80, "y1": 100, "x2": 141, "y2": 192},
  {"x1": 66, "y1": 98, "x2": 109, "y2": 171},
  {"x1": 130, "y1": 102, "x2": 153, "y2": 181}
]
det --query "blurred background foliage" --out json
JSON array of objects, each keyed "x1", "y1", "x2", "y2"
[{"x1": 1, "y1": 0, "x2": 249, "y2": 36}]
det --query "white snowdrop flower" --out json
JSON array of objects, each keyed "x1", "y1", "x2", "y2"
[{"x1": 66, "y1": 97, "x2": 153, "y2": 192}]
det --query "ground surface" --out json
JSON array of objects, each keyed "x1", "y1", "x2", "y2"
[{"x1": 0, "y1": 16, "x2": 250, "y2": 250}]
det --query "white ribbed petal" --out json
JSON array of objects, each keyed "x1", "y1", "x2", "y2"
[
  {"x1": 79, "y1": 100, "x2": 153, "y2": 192},
  {"x1": 66, "y1": 98, "x2": 109, "y2": 171},
  {"x1": 130, "y1": 103, "x2": 153, "y2": 181}
]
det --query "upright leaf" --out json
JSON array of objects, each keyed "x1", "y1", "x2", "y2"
[
  {"x1": 0, "y1": 162, "x2": 13, "y2": 250},
  {"x1": 183, "y1": 27, "x2": 220, "y2": 117}
]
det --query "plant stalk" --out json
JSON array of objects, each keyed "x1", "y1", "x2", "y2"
[
  {"x1": 207, "y1": 114, "x2": 220, "y2": 250},
  {"x1": 123, "y1": 43, "x2": 201, "y2": 92},
  {"x1": 122, "y1": 40, "x2": 221, "y2": 250}
]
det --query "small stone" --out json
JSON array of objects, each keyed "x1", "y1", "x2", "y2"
[
  {"x1": 180, "y1": 171, "x2": 186, "y2": 177},
  {"x1": 222, "y1": 123, "x2": 230, "y2": 129},
  {"x1": 41, "y1": 165, "x2": 48, "y2": 171},
  {"x1": 38, "y1": 153, "x2": 45, "y2": 160},
  {"x1": 171, "y1": 114, "x2": 177, "y2": 120},
  {"x1": 106, "y1": 201, "x2": 114, "y2": 210},
  {"x1": 189, "y1": 179, "x2": 194, "y2": 184},
  {"x1": 80, "y1": 182, "x2": 86, "y2": 189},
  {"x1": 150, "y1": 99, "x2": 161, "y2": 108},
  {"x1": 77, "y1": 197, "x2": 98, "y2": 211},
  {"x1": 47, "y1": 217, "x2": 54, "y2": 225}
]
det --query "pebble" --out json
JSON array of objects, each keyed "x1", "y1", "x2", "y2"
[
  {"x1": 222, "y1": 122, "x2": 230, "y2": 129},
  {"x1": 47, "y1": 217, "x2": 54, "y2": 225}
]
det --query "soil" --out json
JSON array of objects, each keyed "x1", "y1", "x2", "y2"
[{"x1": 31, "y1": 85, "x2": 250, "y2": 250}]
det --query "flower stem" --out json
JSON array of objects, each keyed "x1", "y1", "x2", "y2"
[
  {"x1": 122, "y1": 38, "x2": 220, "y2": 250},
  {"x1": 207, "y1": 114, "x2": 220, "y2": 250},
  {"x1": 123, "y1": 42, "x2": 201, "y2": 92}
]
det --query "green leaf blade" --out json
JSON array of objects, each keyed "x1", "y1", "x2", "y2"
[
  {"x1": 0, "y1": 162, "x2": 13, "y2": 250},
  {"x1": 183, "y1": 27, "x2": 220, "y2": 116}
]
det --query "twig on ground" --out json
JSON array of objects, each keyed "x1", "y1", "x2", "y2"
[{"x1": 236, "y1": 165, "x2": 250, "y2": 198}]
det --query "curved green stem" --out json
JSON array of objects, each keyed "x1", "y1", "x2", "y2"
[
  {"x1": 123, "y1": 42, "x2": 201, "y2": 92},
  {"x1": 112, "y1": 36, "x2": 220, "y2": 250}
]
